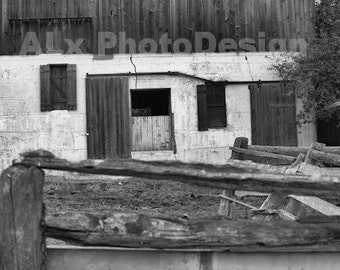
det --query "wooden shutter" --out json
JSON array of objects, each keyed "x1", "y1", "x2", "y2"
[
  {"x1": 40, "y1": 65, "x2": 51, "y2": 112},
  {"x1": 249, "y1": 83, "x2": 297, "y2": 146},
  {"x1": 86, "y1": 76, "x2": 131, "y2": 159},
  {"x1": 197, "y1": 85, "x2": 208, "y2": 131},
  {"x1": 66, "y1": 64, "x2": 77, "y2": 110}
]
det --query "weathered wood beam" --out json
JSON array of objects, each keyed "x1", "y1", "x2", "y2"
[
  {"x1": 248, "y1": 145, "x2": 308, "y2": 157},
  {"x1": 310, "y1": 150, "x2": 340, "y2": 167},
  {"x1": 288, "y1": 195, "x2": 340, "y2": 216},
  {"x1": 45, "y1": 212, "x2": 340, "y2": 250},
  {"x1": 226, "y1": 160, "x2": 288, "y2": 173},
  {"x1": 0, "y1": 166, "x2": 45, "y2": 270},
  {"x1": 219, "y1": 194, "x2": 257, "y2": 210},
  {"x1": 298, "y1": 162, "x2": 340, "y2": 176},
  {"x1": 13, "y1": 155, "x2": 340, "y2": 198},
  {"x1": 248, "y1": 145, "x2": 340, "y2": 158},
  {"x1": 305, "y1": 143, "x2": 326, "y2": 165},
  {"x1": 219, "y1": 137, "x2": 248, "y2": 217},
  {"x1": 250, "y1": 209, "x2": 297, "y2": 221},
  {"x1": 229, "y1": 147, "x2": 296, "y2": 164},
  {"x1": 252, "y1": 193, "x2": 288, "y2": 221}
]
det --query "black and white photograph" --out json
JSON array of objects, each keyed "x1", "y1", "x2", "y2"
[{"x1": 1, "y1": 0, "x2": 340, "y2": 269}]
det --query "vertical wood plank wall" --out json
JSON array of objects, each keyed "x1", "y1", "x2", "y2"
[
  {"x1": 0, "y1": 0, "x2": 314, "y2": 55},
  {"x1": 250, "y1": 83, "x2": 298, "y2": 147},
  {"x1": 86, "y1": 76, "x2": 131, "y2": 159},
  {"x1": 132, "y1": 116, "x2": 172, "y2": 152}
]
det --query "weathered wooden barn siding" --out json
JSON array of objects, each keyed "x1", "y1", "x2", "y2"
[
  {"x1": 132, "y1": 116, "x2": 173, "y2": 152},
  {"x1": 0, "y1": 0, "x2": 314, "y2": 54}
]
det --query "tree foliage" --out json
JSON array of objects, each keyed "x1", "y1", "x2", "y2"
[{"x1": 269, "y1": 0, "x2": 340, "y2": 125}]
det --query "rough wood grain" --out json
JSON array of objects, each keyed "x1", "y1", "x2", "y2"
[
  {"x1": 229, "y1": 147, "x2": 296, "y2": 163},
  {"x1": 248, "y1": 145, "x2": 340, "y2": 158},
  {"x1": 2, "y1": 0, "x2": 315, "y2": 55},
  {"x1": 288, "y1": 196, "x2": 340, "y2": 216},
  {"x1": 226, "y1": 160, "x2": 288, "y2": 173},
  {"x1": 310, "y1": 150, "x2": 340, "y2": 167},
  {"x1": 259, "y1": 194, "x2": 286, "y2": 210},
  {"x1": 285, "y1": 197, "x2": 303, "y2": 217},
  {"x1": 45, "y1": 212, "x2": 340, "y2": 250},
  {"x1": 298, "y1": 162, "x2": 340, "y2": 176},
  {"x1": 0, "y1": 166, "x2": 45, "y2": 270},
  {"x1": 252, "y1": 193, "x2": 287, "y2": 221},
  {"x1": 219, "y1": 194, "x2": 257, "y2": 210},
  {"x1": 219, "y1": 137, "x2": 248, "y2": 217},
  {"x1": 230, "y1": 137, "x2": 248, "y2": 160},
  {"x1": 286, "y1": 153, "x2": 305, "y2": 173},
  {"x1": 13, "y1": 155, "x2": 340, "y2": 198},
  {"x1": 218, "y1": 190, "x2": 235, "y2": 217},
  {"x1": 305, "y1": 142, "x2": 326, "y2": 165}
]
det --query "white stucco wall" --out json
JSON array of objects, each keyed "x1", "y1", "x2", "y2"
[{"x1": 0, "y1": 52, "x2": 316, "y2": 171}]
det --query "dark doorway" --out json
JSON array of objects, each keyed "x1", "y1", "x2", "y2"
[{"x1": 317, "y1": 115, "x2": 340, "y2": 146}]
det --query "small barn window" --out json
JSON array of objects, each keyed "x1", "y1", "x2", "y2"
[
  {"x1": 40, "y1": 64, "x2": 77, "y2": 112},
  {"x1": 197, "y1": 83, "x2": 227, "y2": 131}
]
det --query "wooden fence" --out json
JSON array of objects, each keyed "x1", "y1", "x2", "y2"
[{"x1": 2, "y1": 146, "x2": 340, "y2": 269}]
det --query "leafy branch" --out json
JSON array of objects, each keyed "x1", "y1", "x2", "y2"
[{"x1": 268, "y1": 0, "x2": 340, "y2": 126}]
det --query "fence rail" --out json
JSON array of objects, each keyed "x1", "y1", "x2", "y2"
[
  {"x1": 2, "y1": 146, "x2": 340, "y2": 270},
  {"x1": 13, "y1": 152, "x2": 340, "y2": 198}
]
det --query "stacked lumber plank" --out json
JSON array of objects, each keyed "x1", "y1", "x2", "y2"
[{"x1": 224, "y1": 138, "x2": 340, "y2": 221}]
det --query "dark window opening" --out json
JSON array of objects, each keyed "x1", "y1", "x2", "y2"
[
  {"x1": 206, "y1": 85, "x2": 227, "y2": 128},
  {"x1": 197, "y1": 83, "x2": 227, "y2": 131},
  {"x1": 131, "y1": 89, "x2": 171, "y2": 116}
]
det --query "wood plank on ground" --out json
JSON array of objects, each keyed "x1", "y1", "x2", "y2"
[{"x1": 288, "y1": 195, "x2": 340, "y2": 216}]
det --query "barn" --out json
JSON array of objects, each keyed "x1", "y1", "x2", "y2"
[{"x1": 0, "y1": 0, "x2": 316, "y2": 170}]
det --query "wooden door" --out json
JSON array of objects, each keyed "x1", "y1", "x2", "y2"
[
  {"x1": 249, "y1": 83, "x2": 297, "y2": 146},
  {"x1": 86, "y1": 76, "x2": 131, "y2": 159}
]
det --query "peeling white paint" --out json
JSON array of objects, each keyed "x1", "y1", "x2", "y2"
[{"x1": 0, "y1": 53, "x2": 316, "y2": 172}]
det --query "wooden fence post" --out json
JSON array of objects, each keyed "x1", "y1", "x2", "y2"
[
  {"x1": 219, "y1": 137, "x2": 249, "y2": 217},
  {"x1": 0, "y1": 166, "x2": 46, "y2": 270}
]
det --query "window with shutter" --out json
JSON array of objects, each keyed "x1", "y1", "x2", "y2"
[
  {"x1": 197, "y1": 83, "x2": 227, "y2": 131},
  {"x1": 40, "y1": 64, "x2": 77, "y2": 112}
]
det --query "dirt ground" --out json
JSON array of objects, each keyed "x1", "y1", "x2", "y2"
[
  {"x1": 45, "y1": 176, "x2": 265, "y2": 245},
  {"x1": 44, "y1": 175, "x2": 327, "y2": 245},
  {"x1": 44, "y1": 176, "x2": 266, "y2": 219}
]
